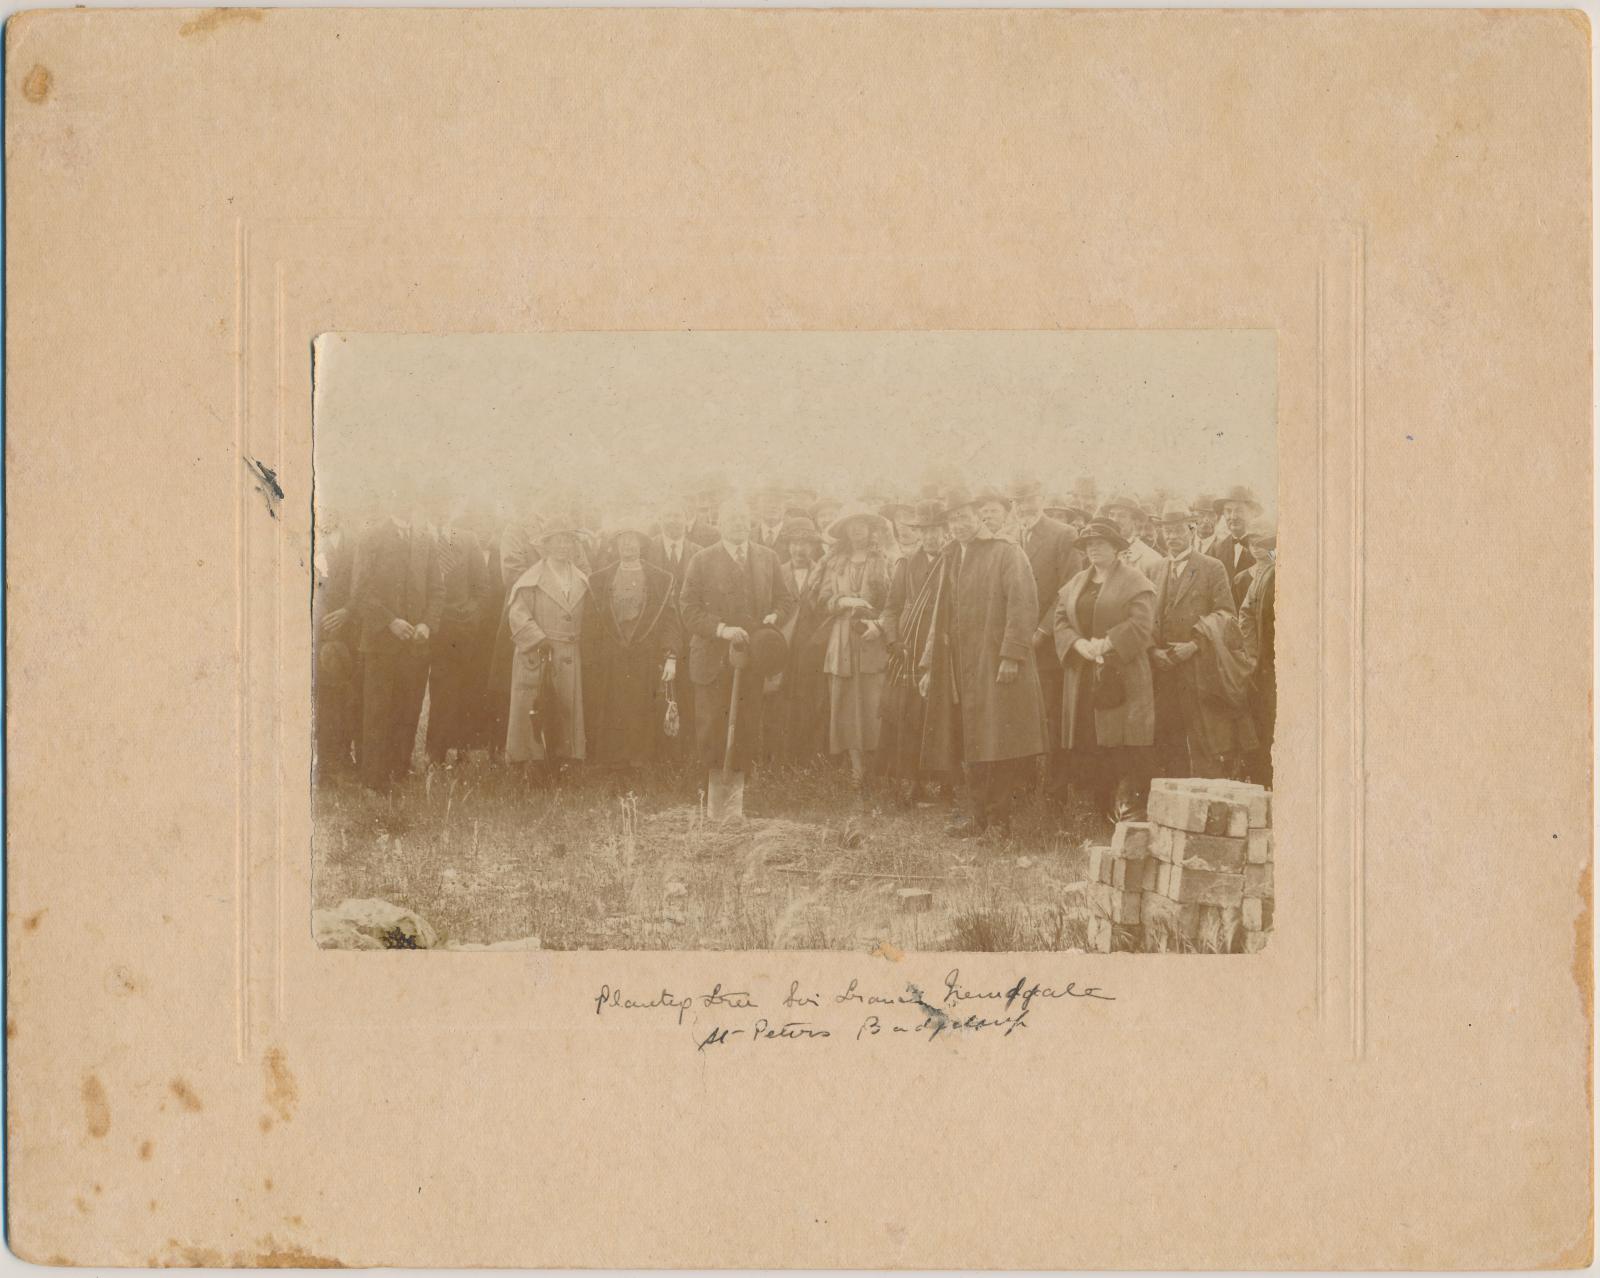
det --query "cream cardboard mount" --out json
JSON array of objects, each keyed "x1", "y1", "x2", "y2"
[{"x1": 4, "y1": 7, "x2": 1592, "y2": 1269}]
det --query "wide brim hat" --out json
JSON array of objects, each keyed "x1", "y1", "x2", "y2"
[
  {"x1": 1045, "y1": 496, "x2": 1090, "y2": 523},
  {"x1": 906, "y1": 497, "x2": 948, "y2": 528},
  {"x1": 1155, "y1": 499, "x2": 1196, "y2": 526},
  {"x1": 1077, "y1": 519, "x2": 1130, "y2": 553},
  {"x1": 1008, "y1": 476, "x2": 1045, "y2": 501},
  {"x1": 1212, "y1": 485, "x2": 1264, "y2": 515},
  {"x1": 536, "y1": 524, "x2": 584, "y2": 547},
  {"x1": 743, "y1": 625, "x2": 790, "y2": 677},
  {"x1": 971, "y1": 484, "x2": 1011, "y2": 508},
  {"x1": 878, "y1": 501, "x2": 917, "y2": 525},
  {"x1": 1243, "y1": 516, "x2": 1278, "y2": 548},
  {"x1": 827, "y1": 505, "x2": 892, "y2": 542},
  {"x1": 607, "y1": 521, "x2": 654, "y2": 545},
  {"x1": 1191, "y1": 493, "x2": 1218, "y2": 517}
]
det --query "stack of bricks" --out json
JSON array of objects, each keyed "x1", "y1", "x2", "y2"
[{"x1": 1084, "y1": 778, "x2": 1273, "y2": 953}]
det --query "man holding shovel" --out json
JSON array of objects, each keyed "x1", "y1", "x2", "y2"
[{"x1": 680, "y1": 499, "x2": 797, "y2": 817}]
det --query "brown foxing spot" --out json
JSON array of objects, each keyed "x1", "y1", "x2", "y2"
[
  {"x1": 23, "y1": 910, "x2": 44, "y2": 932},
  {"x1": 21, "y1": 64, "x2": 50, "y2": 104},
  {"x1": 169, "y1": 1078, "x2": 203, "y2": 1112},
  {"x1": 82, "y1": 1074, "x2": 110, "y2": 1138},
  {"x1": 139, "y1": 1140, "x2": 154, "y2": 1161}
]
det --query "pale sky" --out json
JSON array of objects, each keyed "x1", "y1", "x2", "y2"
[{"x1": 312, "y1": 331, "x2": 1276, "y2": 519}]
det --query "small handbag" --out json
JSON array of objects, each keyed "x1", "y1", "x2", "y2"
[{"x1": 1091, "y1": 654, "x2": 1127, "y2": 710}]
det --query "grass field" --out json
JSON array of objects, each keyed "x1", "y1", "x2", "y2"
[{"x1": 312, "y1": 752, "x2": 1112, "y2": 952}]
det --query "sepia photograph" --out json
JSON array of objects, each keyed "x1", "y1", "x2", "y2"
[{"x1": 309, "y1": 331, "x2": 1278, "y2": 954}]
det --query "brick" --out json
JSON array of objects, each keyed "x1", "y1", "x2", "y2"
[
  {"x1": 1244, "y1": 863, "x2": 1274, "y2": 900},
  {"x1": 1086, "y1": 917, "x2": 1114, "y2": 953},
  {"x1": 1243, "y1": 930, "x2": 1271, "y2": 954},
  {"x1": 1140, "y1": 857, "x2": 1161, "y2": 893},
  {"x1": 1167, "y1": 865, "x2": 1245, "y2": 908},
  {"x1": 1109, "y1": 887, "x2": 1143, "y2": 926},
  {"x1": 1203, "y1": 799, "x2": 1250, "y2": 838},
  {"x1": 1111, "y1": 856, "x2": 1150, "y2": 892},
  {"x1": 1147, "y1": 788, "x2": 1210, "y2": 832},
  {"x1": 1088, "y1": 845, "x2": 1114, "y2": 884},
  {"x1": 1246, "y1": 827, "x2": 1273, "y2": 864},
  {"x1": 1245, "y1": 789, "x2": 1271, "y2": 829},
  {"x1": 1151, "y1": 826, "x2": 1246, "y2": 870},
  {"x1": 1088, "y1": 881, "x2": 1114, "y2": 914},
  {"x1": 1242, "y1": 897, "x2": 1275, "y2": 931},
  {"x1": 1111, "y1": 820, "x2": 1153, "y2": 859}
]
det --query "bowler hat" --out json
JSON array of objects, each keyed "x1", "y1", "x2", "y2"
[
  {"x1": 906, "y1": 497, "x2": 948, "y2": 528},
  {"x1": 742, "y1": 625, "x2": 790, "y2": 677},
  {"x1": 318, "y1": 639, "x2": 353, "y2": 684},
  {"x1": 942, "y1": 485, "x2": 977, "y2": 513},
  {"x1": 1008, "y1": 476, "x2": 1044, "y2": 501},
  {"x1": 972, "y1": 484, "x2": 1011, "y2": 508},
  {"x1": 1155, "y1": 499, "x2": 1196, "y2": 526},
  {"x1": 1213, "y1": 485, "x2": 1264, "y2": 515},
  {"x1": 1191, "y1": 493, "x2": 1218, "y2": 517},
  {"x1": 878, "y1": 501, "x2": 916, "y2": 525},
  {"x1": 1078, "y1": 519, "x2": 1130, "y2": 553}
]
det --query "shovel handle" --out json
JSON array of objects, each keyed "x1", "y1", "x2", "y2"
[{"x1": 722, "y1": 664, "x2": 743, "y2": 775}]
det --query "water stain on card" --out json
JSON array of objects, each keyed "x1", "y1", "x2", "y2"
[
  {"x1": 263, "y1": 1048, "x2": 297, "y2": 1122},
  {"x1": 21, "y1": 64, "x2": 51, "y2": 104},
  {"x1": 177, "y1": 9, "x2": 264, "y2": 38}
]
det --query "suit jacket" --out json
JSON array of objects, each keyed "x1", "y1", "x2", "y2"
[
  {"x1": 436, "y1": 526, "x2": 489, "y2": 630},
  {"x1": 643, "y1": 534, "x2": 696, "y2": 598},
  {"x1": 680, "y1": 541, "x2": 797, "y2": 685},
  {"x1": 1209, "y1": 534, "x2": 1254, "y2": 602},
  {"x1": 686, "y1": 518, "x2": 720, "y2": 548},
  {"x1": 1018, "y1": 515, "x2": 1085, "y2": 648},
  {"x1": 1149, "y1": 551, "x2": 1236, "y2": 651},
  {"x1": 352, "y1": 519, "x2": 445, "y2": 656}
]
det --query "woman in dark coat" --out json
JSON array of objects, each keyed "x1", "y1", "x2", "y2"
[
  {"x1": 1054, "y1": 519, "x2": 1157, "y2": 823},
  {"x1": 583, "y1": 524, "x2": 682, "y2": 775}
]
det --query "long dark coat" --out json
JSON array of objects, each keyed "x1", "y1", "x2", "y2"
[
  {"x1": 917, "y1": 536, "x2": 1049, "y2": 765},
  {"x1": 1150, "y1": 551, "x2": 1245, "y2": 756},
  {"x1": 1053, "y1": 560, "x2": 1157, "y2": 749},
  {"x1": 584, "y1": 560, "x2": 682, "y2": 765}
]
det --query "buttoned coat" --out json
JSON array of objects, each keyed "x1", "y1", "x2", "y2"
[
  {"x1": 917, "y1": 536, "x2": 1048, "y2": 765},
  {"x1": 1053, "y1": 560, "x2": 1157, "y2": 748}
]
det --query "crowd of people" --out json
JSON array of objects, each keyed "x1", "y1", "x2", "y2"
[{"x1": 313, "y1": 471, "x2": 1276, "y2": 836}]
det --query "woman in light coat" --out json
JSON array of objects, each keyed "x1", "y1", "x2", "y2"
[
  {"x1": 820, "y1": 508, "x2": 893, "y2": 785},
  {"x1": 505, "y1": 525, "x2": 592, "y2": 782}
]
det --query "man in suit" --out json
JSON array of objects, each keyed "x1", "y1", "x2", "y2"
[
  {"x1": 352, "y1": 479, "x2": 445, "y2": 791},
  {"x1": 769, "y1": 517, "x2": 831, "y2": 761},
  {"x1": 644, "y1": 499, "x2": 698, "y2": 755},
  {"x1": 680, "y1": 500, "x2": 797, "y2": 780},
  {"x1": 751, "y1": 484, "x2": 789, "y2": 558},
  {"x1": 1208, "y1": 485, "x2": 1264, "y2": 603},
  {"x1": 1191, "y1": 493, "x2": 1221, "y2": 557},
  {"x1": 1147, "y1": 500, "x2": 1237, "y2": 779},
  {"x1": 424, "y1": 492, "x2": 491, "y2": 766},
  {"x1": 1009, "y1": 478, "x2": 1085, "y2": 799}
]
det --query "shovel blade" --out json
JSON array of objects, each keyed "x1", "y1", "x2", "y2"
[{"x1": 706, "y1": 769, "x2": 745, "y2": 821}]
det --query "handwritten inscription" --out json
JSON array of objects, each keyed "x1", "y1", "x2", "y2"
[{"x1": 593, "y1": 968, "x2": 1114, "y2": 1051}]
